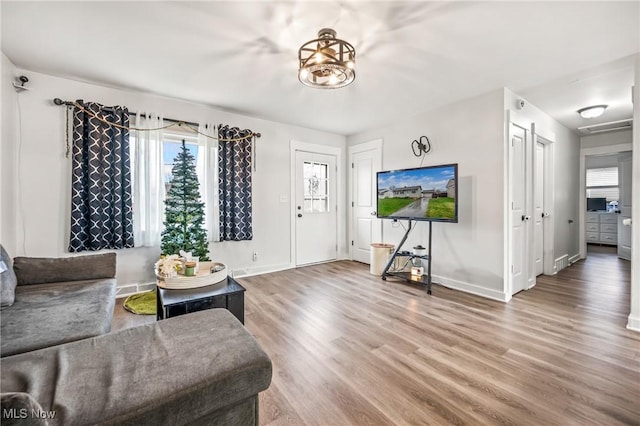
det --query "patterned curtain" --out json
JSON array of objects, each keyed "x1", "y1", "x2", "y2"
[
  {"x1": 218, "y1": 125, "x2": 253, "y2": 241},
  {"x1": 69, "y1": 101, "x2": 134, "y2": 252}
]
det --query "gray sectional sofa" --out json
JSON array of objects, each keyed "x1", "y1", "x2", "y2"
[
  {"x1": 0, "y1": 245, "x2": 272, "y2": 425},
  {"x1": 0, "y1": 247, "x2": 117, "y2": 357}
]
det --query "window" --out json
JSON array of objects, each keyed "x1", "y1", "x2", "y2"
[
  {"x1": 162, "y1": 132, "x2": 205, "y2": 196},
  {"x1": 303, "y1": 161, "x2": 329, "y2": 212},
  {"x1": 129, "y1": 125, "x2": 212, "y2": 247},
  {"x1": 586, "y1": 166, "x2": 619, "y2": 201}
]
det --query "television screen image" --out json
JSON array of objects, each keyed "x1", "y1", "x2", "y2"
[
  {"x1": 587, "y1": 197, "x2": 607, "y2": 211},
  {"x1": 377, "y1": 163, "x2": 458, "y2": 222}
]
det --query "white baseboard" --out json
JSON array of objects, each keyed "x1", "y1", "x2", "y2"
[
  {"x1": 114, "y1": 262, "x2": 296, "y2": 298},
  {"x1": 232, "y1": 263, "x2": 294, "y2": 278},
  {"x1": 627, "y1": 314, "x2": 640, "y2": 332},
  {"x1": 432, "y1": 274, "x2": 509, "y2": 303},
  {"x1": 115, "y1": 263, "x2": 510, "y2": 305}
]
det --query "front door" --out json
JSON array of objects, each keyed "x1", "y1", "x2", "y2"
[
  {"x1": 294, "y1": 151, "x2": 337, "y2": 265},
  {"x1": 350, "y1": 144, "x2": 382, "y2": 263}
]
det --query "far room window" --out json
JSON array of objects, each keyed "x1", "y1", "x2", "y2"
[{"x1": 586, "y1": 166, "x2": 619, "y2": 203}]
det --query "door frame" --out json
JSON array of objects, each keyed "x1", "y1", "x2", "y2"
[
  {"x1": 579, "y1": 142, "x2": 633, "y2": 259},
  {"x1": 532, "y1": 127, "x2": 556, "y2": 277},
  {"x1": 348, "y1": 139, "x2": 383, "y2": 261},
  {"x1": 505, "y1": 111, "x2": 556, "y2": 299},
  {"x1": 290, "y1": 140, "x2": 344, "y2": 267}
]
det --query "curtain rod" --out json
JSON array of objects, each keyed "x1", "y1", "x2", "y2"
[{"x1": 52, "y1": 98, "x2": 261, "y2": 138}]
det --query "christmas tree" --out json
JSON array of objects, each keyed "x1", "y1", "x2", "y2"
[{"x1": 161, "y1": 140, "x2": 210, "y2": 261}]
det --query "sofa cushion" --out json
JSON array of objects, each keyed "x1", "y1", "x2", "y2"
[
  {"x1": 0, "y1": 392, "x2": 49, "y2": 426},
  {"x1": 0, "y1": 245, "x2": 17, "y2": 308},
  {"x1": 0, "y1": 309, "x2": 272, "y2": 426},
  {"x1": 0, "y1": 279, "x2": 116, "y2": 357},
  {"x1": 13, "y1": 253, "x2": 116, "y2": 286}
]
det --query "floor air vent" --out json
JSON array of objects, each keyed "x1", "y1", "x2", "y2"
[{"x1": 555, "y1": 255, "x2": 569, "y2": 272}]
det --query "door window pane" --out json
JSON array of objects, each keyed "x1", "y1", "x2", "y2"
[{"x1": 302, "y1": 161, "x2": 329, "y2": 213}]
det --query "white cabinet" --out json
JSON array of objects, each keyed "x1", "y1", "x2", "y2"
[{"x1": 586, "y1": 212, "x2": 617, "y2": 245}]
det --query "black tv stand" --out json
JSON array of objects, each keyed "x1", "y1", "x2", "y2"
[{"x1": 381, "y1": 220, "x2": 433, "y2": 295}]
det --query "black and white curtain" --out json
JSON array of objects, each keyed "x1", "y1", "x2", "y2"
[
  {"x1": 218, "y1": 125, "x2": 253, "y2": 241},
  {"x1": 69, "y1": 101, "x2": 134, "y2": 252}
]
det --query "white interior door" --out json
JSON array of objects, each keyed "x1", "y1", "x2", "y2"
[
  {"x1": 351, "y1": 145, "x2": 382, "y2": 263},
  {"x1": 511, "y1": 123, "x2": 528, "y2": 295},
  {"x1": 534, "y1": 142, "x2": 545, "y2": 276},
  {"x1": 295, "y1": 151, "x2": 337, "y2": 265},
  {"x1": 618, "y1": 154, "x2": 632, "y2": 260}
]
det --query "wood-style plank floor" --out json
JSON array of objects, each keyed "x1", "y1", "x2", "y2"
[{"x1": 113, "y1": 246, "x2": 640, "y2": 425}]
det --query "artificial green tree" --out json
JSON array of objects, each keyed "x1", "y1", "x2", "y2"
[{"x1": 161, "y1": 141, "x2": 210, "y2": 261}]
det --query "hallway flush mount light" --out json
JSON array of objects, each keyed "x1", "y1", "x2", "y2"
[
  {"x1": 298, "y1": 28, "x2": 356, "y2": 89},
  {"x1": 577, "y1": 105, "x2": 608, "y2": 119}
]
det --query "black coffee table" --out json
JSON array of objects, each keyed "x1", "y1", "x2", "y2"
[{"x1": 156, "y1": 275, "x2": 245, "y2": 324}]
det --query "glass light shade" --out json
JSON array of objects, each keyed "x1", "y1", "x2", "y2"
[{"x1": 578, "y1": 105, "x2": 608, "y2": 119}]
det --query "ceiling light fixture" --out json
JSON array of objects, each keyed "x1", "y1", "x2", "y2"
[
  {"x1": 298, "y1": 28, "x2": 356, "y2": 89},
  {"x1": 577, "y1": 104, "x2": 608, "y2": 119}
]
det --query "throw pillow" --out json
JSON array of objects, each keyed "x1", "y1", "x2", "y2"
[
  {"x1": 13, "y1": 252, "x2": 116, "y2": 285},
  {"x1": 0, "y1": 245, "x2": 17, "y2": 307}
]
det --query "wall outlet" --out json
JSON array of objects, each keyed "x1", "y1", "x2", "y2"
[{"x1": 252, "y1": 252, "x2": 258, "y2": 261}]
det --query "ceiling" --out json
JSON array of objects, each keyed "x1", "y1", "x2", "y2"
[{"x1": 2, "y1": 1, "x2": 638, "y2": 136}]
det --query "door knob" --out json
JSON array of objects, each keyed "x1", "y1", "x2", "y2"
[
  {"x1": 371, "y1": 211, "x2": 377, "y2": 216},
  {"x1": 297, "y1": 213, "x2": 303, "y2": 218}
]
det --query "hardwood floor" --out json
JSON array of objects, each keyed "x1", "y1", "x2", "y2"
[{"x1": 113, "y1": 247, "x2": 639, "y2": 425}]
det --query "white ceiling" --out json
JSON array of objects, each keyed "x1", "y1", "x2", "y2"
[{"x1": 2, "y1": 1, "x2": 638, "y2": 136}]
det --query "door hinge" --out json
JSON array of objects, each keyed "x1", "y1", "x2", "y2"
[
  {"x1": 351, "y1": 240, "x2": 354, "y2": 246},
  {"x1": 352, "y1": 201, "x2": 354, "y2": 207},
  {"x1": 351, "y1": 162, "x2": 354, "y2": 168},
  {"x1": 511, "y1": 265, "x2": 514, "y2": 273}
]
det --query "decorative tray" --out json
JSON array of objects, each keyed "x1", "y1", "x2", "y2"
[{"x1": 157, "y1": 262, "x2": 227, "y2": 290}]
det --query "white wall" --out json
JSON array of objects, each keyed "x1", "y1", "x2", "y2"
[
  {"x1": 348, "y1": 89, "x2": 507, "y2": 301},
  {"x1": 581, "y1": 129, "x2": 632, "y2": 149},
  {"x1": 505, "y1": 89, "x2": 581, "y2": 263},
  {"x1": 585, "y1": 152, "x2": 631, "y2": 169},
  {"x1": 1, "y1": 53, "x2": 18, "y2": 254},
  {"x1": 7, "y1": 69, "x2": 346, "y2": 289}
]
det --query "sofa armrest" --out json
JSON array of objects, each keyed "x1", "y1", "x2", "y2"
[
  {"x1": 1, "y1": 309, "x2": 272, "y2": 425},
  {"x1": 13, "y1": 253, "x2": 116, "y2": 285}
]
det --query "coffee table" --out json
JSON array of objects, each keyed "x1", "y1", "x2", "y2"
[{"x1": 156, "y1": 275, "x2": 245, "y2": 324}]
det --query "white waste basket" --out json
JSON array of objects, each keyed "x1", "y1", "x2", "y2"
[{"x1": 370, "y1": 243, "x2": 395, "y2": 275}]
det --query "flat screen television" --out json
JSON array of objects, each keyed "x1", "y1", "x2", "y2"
[
  {"x1": 587, "y1": 197, "x2": 607, "y2": 211},
  {"x1": 376, "y1": 163, "x2": 458, "y2": 222}
]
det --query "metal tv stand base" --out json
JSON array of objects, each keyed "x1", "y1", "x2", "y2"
[{"x1": 381, "y1": 219, "x2": 433, "y2": 295}]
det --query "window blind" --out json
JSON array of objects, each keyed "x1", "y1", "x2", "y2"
[{"x1": 586, "y1": 167, "x2": 618, "y2": 187}]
